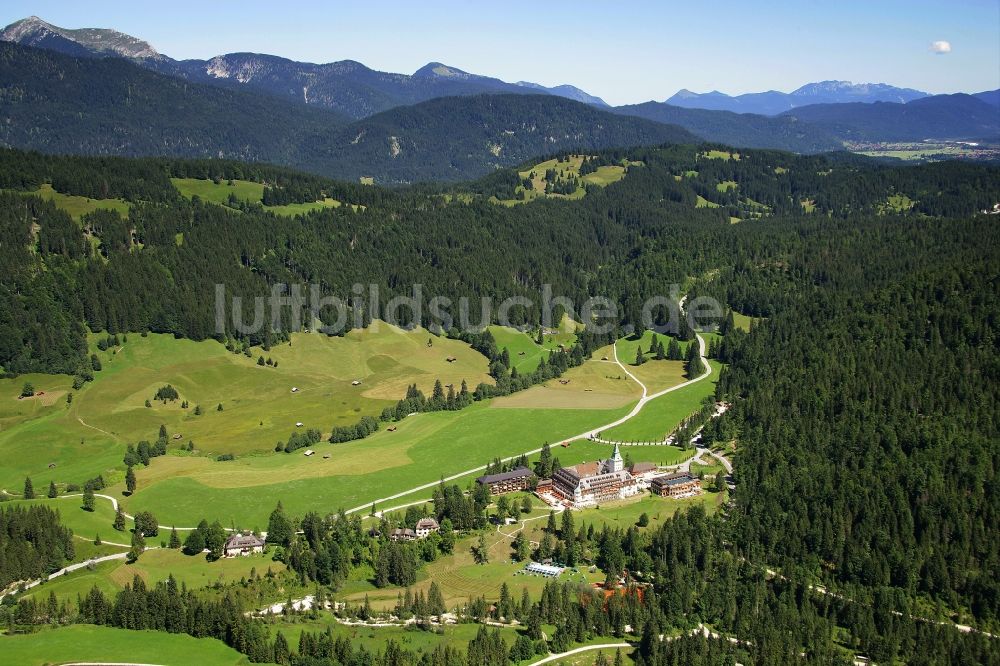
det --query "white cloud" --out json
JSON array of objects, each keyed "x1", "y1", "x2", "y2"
[{"x1": 931, "y1": 40, "x2": 952, "y2": 54}]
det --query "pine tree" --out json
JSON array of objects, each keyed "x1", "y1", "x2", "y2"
[
  {"x1": 82, "y1": 484, "x2": 95, "y2": 512},
  {"x1": 634, "y1": 347, "x2": 646, "y2": 365},
  {"x1": 125, "y1": 466, "x2": 137, "y2": 494},
  {"x1": 23, "y1": 476, "x2": 34, "y2": 499},
  {"x1": 273, "y1": 631, "x2": 291, "y2": 665},
  {"x1": 94, "y1": 533, "x2": 102, "y2": 545},
  {"x1": 169, "y1": 527, "x2": 181, "y2": 548},
  {"x1": 113, "y1": 505, "x2": 126, "y2": 531},
  {"x1": 47, "y1": 481, "x2": 58, "y2": 498}
]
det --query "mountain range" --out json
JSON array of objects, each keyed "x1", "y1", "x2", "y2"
[
  {"x1": 1, "y1": 15, "x2": 997, "y2": 183},
  {"x1": 666, "y1": 81, "x2": 931, "y2": 115}
]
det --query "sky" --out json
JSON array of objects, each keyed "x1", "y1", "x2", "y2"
[{"x1": 2, "y1": 0, "x2": 998, "y2": 106}]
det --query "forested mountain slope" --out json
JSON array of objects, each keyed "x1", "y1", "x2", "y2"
[
  {"x1": 0, "y1": 43, "x2": 695, "y2": 183},
  {"x1": 611, "y1": 101, "x2": 842, "y2": 153}
]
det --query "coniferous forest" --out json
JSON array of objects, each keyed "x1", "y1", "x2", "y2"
[{"x1": 0, "y1": 141, "x2": 998, "y2": 664}]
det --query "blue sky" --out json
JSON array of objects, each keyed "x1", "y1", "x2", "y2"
[{"x1": 3, "y1": 0, "x2": 998, "y2": 105}]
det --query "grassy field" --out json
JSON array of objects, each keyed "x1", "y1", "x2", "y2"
[
  {"x1": 700, "y1": 150, "x2": 741, "y2": 161},
  {"x1": 21, "y1": 548, "x2": 286, "y2": 607},
  {"x1": 1, "y1": 625, "x2": 258, "y2": 666},
  {"x1": 695, "y1": 194, "x2": 720, "y2": 209},
  {"x1": 600, "y1": 360, "x2": 721, "y2": 442},
  {"x1": 7, "y1": 496, "x2": 122, "y2": 545},
  {"x1": 731, "y1": 312, "x2": 757, "y2": 332},
  {"x1": 494, "y1": 155, "x2": 631, "y2": 205},
  {"x1": 120, "y1": 400, "x2": 632, "y2": 527},
  {"x1": 612, "y1": 331, "x2": 693, "y2": 393},
  {"x1": 16, "y1": 183, "x2": 132, "y2": 220},
  {"x1": 0, "y1": 324, "x2": 491, "y2": 491},
  {"x1": 490, "y1": 360, "x2": 640, "y2": 410},
  {"x1": 716, "y1": 180, "x2": 738, "y2": 193},
  {"x1": 879, "y1": 193, "x2": 916, "y2": 213},
  {"x1": 488, "y1": 320, "x2": 577, "y2": 374},
  {"x1": 172, "y1": 178, "x2": 346, "y2": 217}
]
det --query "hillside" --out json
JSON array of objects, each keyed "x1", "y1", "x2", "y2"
[
  {"x1": 613, "y1": 102, "x2": 842, "y2": 153},
  {"x1": 0, "y1": 43, "x2": 697, "y2": 183},
  {"x1": 781, "y1": 93, "x2": 1000, "y2": 141},
  {"x1": 0, "y1": 42, "x2": 348, "y2": 164},
  {"x1": 312, "y1": 95, "x2": 697, "y2": 182}
]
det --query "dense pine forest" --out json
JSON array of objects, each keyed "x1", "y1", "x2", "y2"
[{"x1": 0, "y1": 141, "x2": 998, "y2": 663}]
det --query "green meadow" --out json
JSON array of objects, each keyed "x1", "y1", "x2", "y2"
[
  {"x1": 19, "y1": 183, "x2": 132, "y2": 220},
  {"x1": 494, "y1": 155, "x2": 631, "y2": 205},
  {"x1": 0, "y1": 324, "x2": 492, "y2": 491},
  {"x1": 0, "y1": 625, "x2": 258, "y2": 666},
  {"x1": 600, "y1": 360, "x2": 722, "y2": 442},
  {"x1": 20, "y1": 548, "x2": 285, "y2": 607},
  {"x1": 612, "y1": 331, "x2": 694, "y2": 393},
  {"x1": 171, "y1": 177, "x2": 347, "y2": 216},
  {"x1": 122, "y1": 401, "x2": 631, "y2": 527}
]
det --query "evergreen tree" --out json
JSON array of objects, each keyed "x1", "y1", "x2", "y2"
[
  {"x1": 169, "y1": 527, "x2": 181, "y2": 548},
  {"x1": 113, "y1": 505, "x2": 126, "y2": 531},
  {"x1": 23, "y1": 476, "x2": 34, "y2": 499},
  {"x1": 125, "y1": 466, "x2": 136, "y2": 494},
  {"x1": 47, "y1": 481, "x2": 58, "y2": 498},
  {"x1": 266, "y1": 502, "x2": 294, "y2": 546},
  {"x1": 82, "y1": 484, "x2": 95, "y2": 512}
]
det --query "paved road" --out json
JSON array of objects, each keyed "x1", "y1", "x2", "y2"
[{"x1": 345, "y1": 334, "x2": 711, "y2": 516}]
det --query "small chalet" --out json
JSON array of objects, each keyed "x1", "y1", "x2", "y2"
[{"x1": 224, "y1": 533, "x2": 265, "y2": 557}]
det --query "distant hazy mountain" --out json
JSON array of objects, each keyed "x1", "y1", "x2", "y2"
[
  {"x1": 613, "y1": 102, "x2": 841, "y2": 153},
  {"x1": 0, "y1": 16, "x2": 605, "y2": 119},
  {"x1": 667, "y1": 81, "x2": 929, "y2": 115},
  {"x1": 516, "y1": 81, "x2": 609, "y2": 107},
  {"x1": 974, "y1": 89, "x2": 1000, "y2": 107},
  {"x1": 0, "y1": 42, "x2": 694, "y2": 183},
  {"x1": 780, "y1": 94, "x2": 1000, "y2": 141}
]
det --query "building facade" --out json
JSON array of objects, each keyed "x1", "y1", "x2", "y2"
[
  {"x1": 476, "y1": 466, "x2": 534, "y2": 495},
  {"x1": 651, "y1": 472, "x2": 702, "y2": 498},
  {"x1": 223, "y1": 533, "x2": 265, "y2": 557},
  {"x1": 550, "y1": 444, "x2": 644, "y2": 507},
  {"x1": 415, "y1": 517, "x2": 440, "y2": 538}
]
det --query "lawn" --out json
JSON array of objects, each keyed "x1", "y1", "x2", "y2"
[
  {"x1": 8, "y1": 496, "x2": 122, "y2": 546},
  {"x1": 0, "y1": 625, "x2": 257, "y2": 666},
  {"x1": 0, "y1": 324, "x2": 491, "y2": 491},
  {"x1": 600, "y1": 360, "x2": 721, "y2": 442},
  {"x1": 613, "y1": 331, "x2": 693, "y2": 393},
  {"x1": 716, "y1": 180, "x2": 738, "y2": 193},
  {"x1": 700, "y1": 150, "x2": 741, "y2": 161},
  {"x1": 18, "y1": 183, "x2": 131, "y2": 220},
  {"x1": 490, "y1": 360, "x2": 640, "y2": 410},
  {"x1": 695, "y1": 195, "x2": 720, "y2": 208},
  {"x1": 731, "y1": 311, "x2": 757, "y2": 332}
]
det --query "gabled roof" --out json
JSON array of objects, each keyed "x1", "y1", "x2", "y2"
[
  {"x1": 476, "y1": 466, "x2": 533, "y2": 484},
  {"x1": 225, "y1": 533, "x2": 264, "y2": 548}
]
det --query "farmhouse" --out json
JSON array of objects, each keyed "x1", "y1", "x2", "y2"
[
  {"x1": 415, "y1": 517, "x2": 440, "y2": 538},
  {"x1": 389, "y1": 528, "x2": 416, "y2": 542},
  {"x1": 651, "y1": 472, "x2": 702, "y2": 498},
  {"x1": 224, "y1": 533, "x2": 265, "y2": 557},
  {"x1": 476, "y1": 466, "x2": 534, "y2": 495},
  {"x1": 550, "y1": 444, "x2": 642, "y2": 507}
]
